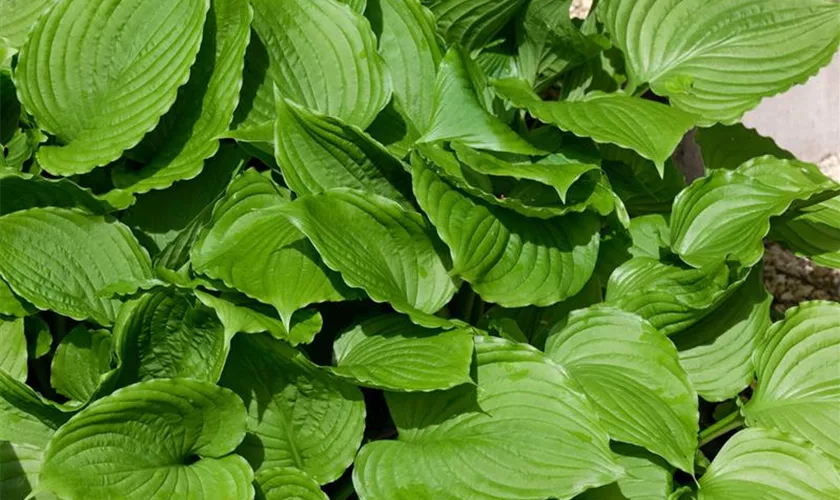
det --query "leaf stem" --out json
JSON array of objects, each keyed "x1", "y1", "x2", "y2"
[{"x1": 698, "y1": 410, "x2": 745, "y2": 447}]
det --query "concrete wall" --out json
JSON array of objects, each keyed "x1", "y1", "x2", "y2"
[{"x1": 743, "y1": 53, "x2": 840, "y2": 171}]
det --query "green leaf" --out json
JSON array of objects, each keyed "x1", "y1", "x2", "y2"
[
  {"x1": 280, "y1": 189, "x2": 458, "y2": 326},
  {"x1": 672, "y1": 266, "x2": 771, "y2": 402},
  {"x1": 255, "y1": 467, "x2": 328, "y2": 500},
  {"x1": 417, "y1": 143, "x2": 615, "y2": 219},
  {"x1": 0, "y1": 371, "x2": 69, "y2": 448},
  {"x1": 272, "y1": 96, "x2": 413, "y2": 204},
  {"x1": 120, "y1": 144, "x2": 245, "y2": 254},
  {"x1": 452, "y1": 142, "x2": 602, "y2": 204},
  {"x1": 697, "y1": 428, "x2": 840, "y2": 500},
  {"x1": 39, "y1": 378, "x2": 253, "y2": 500},
  {"x1": 113, "y1": 289, "x2": 227, "y2": 384},
  {"x1": 109, "y1": 0, "x2": 252, "y2": 194},
  {"x1": 427, "y1": 0, "x2": 528, "y2": 51},
  {"x1": 605, "y1": 257, "x2": 746, "y2": 336},
  {"x1": 0, "y1": 208, "x2": 154, "y2": 326},
  {"x1": 0, "y1": 319, "x2": 27, "y2": 382},
  {"x1": 412, "y1": 156, "x2": 601, "y2": 307},
  {"x1": 577, "y1": 444, "x2": 674, "y2": 500},
  {"x1": 626, "y1": 214, "x2": 671, "y2": 260},
  {"x1": 0, "y1": 0, "x2": 55, "y2": 50},
  {"x1": 49, "y1": 325, "x2": 112, "y2": 403},
  {"x1": 235, "y1": 0, "x2": 390, "y2": 132},
  {"x1": 1, "y1": 71, "x2": 21, "y2": 145},
  {"x1": 743, "y1": 300, "x2": 840, "y2": 465},
  {"x1": 366, "y1": 0, "x2": 443, "y2": 132},
  {"x1": 15, "y1": 0, "x2": 209, "y2": 175},
  {"x1": 194, "y1": 290, "x2": 323, "y2": 346},
  {"x1": 670, "y1": 157, "x2": 840, "y2": 268},
  {"x1": 420, "y1": 47, "x2": 544, "y2": 155},
  {"x1": 770, "y1": 196, "x2": 840, "y2": 269},
  {"x1": 516, "y1": 0, "x2": 604, "y2": 87},
  {"x1": 220, "y1": 333, "x2": 365, "y2": 484},
  {"x1": 0, "y1": 441, "x2": 47, "y2": 500},
  {"x1": 493, "y1": 78, "x2": 696, "y2": 171},
  {"x1": 353, "y1": 336, "x2": 623, "y2": 500},
  {"x1": 546, "y1": 306, "x2": 698, "y2": 471},
  {"x1": 599, "y1": 0, "x2": 840, "y2": 124},
  {"x1": 601, "y1": 145, "x2": 686, "y2": 216},
  {"x1": 0, "y1": 172, "x2": 121, "y2": 215},
  {"x1": 694, "y1": 124, "x2": 793, "y2": 171},
  {"x1": 193, "y1": 203, "x2": 353, "y2": 329},
  {"x1": 24, "y1": 318, "x2": 51, "y2": 360},
  {"x1": 332, "y1": 314, "x2": 474, "y2": 391},
  {"x1": 0, "y1": 279, "x2": 32, "y2": 318}
]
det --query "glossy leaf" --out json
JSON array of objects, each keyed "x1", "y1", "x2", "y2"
[
  {"x1": 353, "y1": 336, "x2": 623, "y2": 500},
  {"x1": 0, "y1": 0, "x2": 56, "y2": 50},
  {"x1": 110, "y1": 0, "x2": 252, "y2": 194},
  {"x1": 220, "y1": 333, "x2": 365, "y2": 484},
  {"x1": 671, "y1": 157, "x2": 840, "y2": 268},
  {"x1": 493, "y1": 78, "x2": 696, "y2": 171},
  {"x1": 15, "y1": 0, "x2": 208, "y2": 175},
  {"x1": 578, "y1": 444, "x2": 674, "y2": 500},
  {"x1": 0, "y1": 319, "x2": 27, "y2": 382},
  {"x1": 0, "y1": 371, "x2": 71, "y2": 448},
  {"x1": 39, "y1": 379, "x2": 253, "y2": 500},
  {"x1": 770, "y1": 196, "x2": 840, "y2": 269},
  {"x1": 0, "y1": 208, "x2": 154, "y2": 326},
  {"x1": 49, "y1": 325, "x2": 112, "y2": 403},
  {"x1": 546, "y1": 306, "x2": 698, "y2": 471},
  {"x1": 272, "y1": 96, "x2": 412, "y2": 204},
  {"x1": 427, "y1": 0, "x2": 527, "y2": 51},
  {"x1": 743, "y1": 300, "x2": 840, "y2": 465},
  {"x1": 280, "y1": 189, "x2": 458, "y2": 325},
  {"x1": 333, "y1": 314, "x2": 474, "y2": 391},
  {"x1": 236, "y1": 0, "x2": 390, "y2": 132},
  {"x1": 420, "y1": 47, "x2": 543, "y2": 155},
  {"x1": 697, "y1": 428, "x2": 840, "y2": 500},
  {"x1": 255, "y1": 467, "x2": 328, "y2": 500},
  {"x1": 413, "y1": 155, "x2": 600, "y2": 307},
  {"x1": 599, "y1": 0, "x2": 840, "y2": 124},
  {"x1": 0, "y1": 441, "x2": 46, "y2": 500}
]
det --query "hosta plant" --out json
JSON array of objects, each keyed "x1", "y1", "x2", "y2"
[{"x1": 1, "y1": 0, "x2": 839, "y2": 499}]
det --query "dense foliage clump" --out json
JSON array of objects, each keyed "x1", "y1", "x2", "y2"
[{"x1": 1, "y1": 0, "x2": 839, "y2": 499}]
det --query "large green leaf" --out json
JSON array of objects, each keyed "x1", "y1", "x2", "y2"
[
  {"x1": 426, "y1": 0, "x2": 527, "y2": 51},
  {"x1": 743, "y1": 300, "x2": 840, "y2": 465},
  {"x1": 112, "y1": 289, "x2": 228, "y2": 384},
  {"x1": 546, "y1": 306, "x2": 698, "y2": 472},
  {"x1": 255, "y1": 467, "x2": 328, "y2": 500},
  {"x1": 694, "y1": 124, "x2": 793, "y2": 171},
  {"x1": 366, "y1": 0, "x2": 442, "y2": 132},
  {"x1": 599, "y1": 0, "x2": 840, "y2": 124},
  {"x1": 697, "y1": 428, "x2": 840, "y2": 500},
  {"x1": 412, "y1": 155, "x2": 600, "y2": 307},
  {"x1": 192, "y1": 202, "x2": 354, "y2": 329},
  {"x1": 577, "y1": 444, "x2": 674, "y2": 500},
  {"x1": 670, "y1": 157, "x2": 840, "y2": 268},
  {"x1": 0, "y1": 441, "x2": 46, "y2": 500},
  {"x1": 109, "y1": 0, "x2": 252, "y2": 194},
  {"x1": 770, "y1": 196, "x2": 840, "y2": 269},
  {"x1": 601, "y1": 145, "x2": 686, "y2": 216},
  {"x1": 493, "y1": 78, "x2": 696, "y2": 171},
  {"x1": 235, "y1": 0, "x2": 390, "y2": 132},
  {"x1": 272, "y1": 96, "x2": 412, "y2": 204},
  {"x1": 0, "y1": 208, "x2": 154, "y2": 326},
  {"x1": 280, "y1": 189, "x2": 458, "y2": 326},
  {"x1": 0, "y1": 0, "x2": 55, "y2": 50},
  {"x1": 220, "y1": 333, "x2": 365, "y2": 484},
  {"x1": 353, "y1": 336, "x2": 623, "y2": 500},
  {"x1": 672, "y1": 266, "x2": 771, "y2": 402},
  {"x1": 38, "y1": 378, "x2": 253, "y2": 500},
  {"x1": 0, "y1": 374, "x2": 67, "y2": 449},
  {"x1": 0, "y1": 319, "x2": 26, "y2": 382},
  {"x1": 194, "y1": 290, "x2": 323, "y2": 346},
  {"x1": 420, "y1": 47, "x2": 543, "y2": 155},
  {"x1": 0, "y1": 172, "x2": 122, "y2": 215},
  {"x1": 516, "y1": 0, "x2": 604, "y2": 87},
  {"x1": 605, "y1": 257, "x2": 745, "y2": 336},
  {"x1": 332, "y1": 314, "x2": 474, "y2": 391},
  {"x1": 49, "y1": 325, "x2": 112, "y2": 403},
  {"x1": 15, "y1": 0, "x2": 208, "y2": 175}
]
